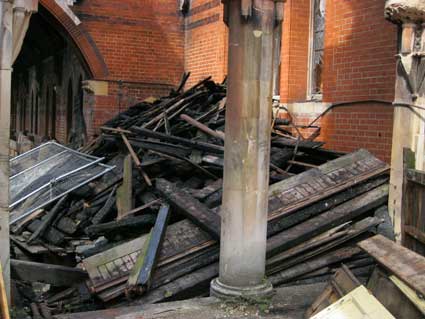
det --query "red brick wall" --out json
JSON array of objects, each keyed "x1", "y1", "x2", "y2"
[
  {"x1": 279, "y1": 0, "x2": 311, "y2": 102},
  {"x1": 279, "y1": 0, "x2": 398, "y2": 162},
  {"x1": 320, "y1": 0, "x2": 397, "y2": 161},
  {"x1": 71, "y1": 0, "x2": 185, "y2": 135},
  {"x1": 184, "y1": 0, "x2": 228, "y2": 87},
  {"x1": 61, "y1": 0, "x2": 398, "y2": 160}
]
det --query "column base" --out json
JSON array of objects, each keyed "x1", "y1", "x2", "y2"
[{"x1": 210, "y1": 278, "x2": 273, "y2": 301}]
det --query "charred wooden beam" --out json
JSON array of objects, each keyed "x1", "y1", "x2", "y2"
[
  {"x1": 85, "y1": 214, "x2": 156, "y2": 238},
  {"x1": 28, "y1": 196, "x2": 68, "y2": 244},
  {"x1": 11, "y1": 260, "x2": 88, "y2": 287},
  {"x1": 130, "y1": 127, "x2": 224, "y2": 154},
  {"x1": 91, "y1": 185, "x2": 117, "y2": 225},
  {"x1": 266, "y1": 184, "x2": 388, "y2": 257},
  {"x1": 156, "y1": 179, "x2": 220, "y2": 240},
  {"x1": 116, "y1": 155, "x2": 133, "y2": 220}
]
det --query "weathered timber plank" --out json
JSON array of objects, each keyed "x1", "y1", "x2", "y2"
[
  {"x1": 367, "y1": 267, "x2": 424, "y2": 319},
  {"x1": 267, "y1": 217, "x2": 381, "y2": 274},
  {"x1": 27, "y1": 219, "x2": 65, "y2": 246},
  {"x1": 91, "y1": 186, "x2": 117, "y2": 225},
  {"x1": 267, "y1": 149, "x2": 389, "y2": 221},
  {"x1": 269, "y1": 247, "x2": 362, "y2": 286},
  {"x1": 127, "y1": 204, "x2": 171, "y2": 294},
  {"x1": 86, "y1": 183, "x2": 387, "y2": 301},
  {"x1": 116, "y1": 154, "x2": 133, "y2": 220},
  {"x1": 83, "y1": 219, "x2": 212, "y2": 287},
  {"x1": 358, "y1": 234, "x2": 425, "y2": 296},
  {"x1": 187, "y1": 179, "x2": 222, "y2": 200},
  {"x1": 85, "y1": 214, "x2": 156, "y2": 238},
  {"x1": 306, "y1": 265, "x2": 361, "y2": 317},
  {"x1": 11, "y1": 260, "x2": 88, "y2": 287},
  {"x1": 267, "y1": 175, "x2": 388, "y2": 236},
  {"x1": 28, "y1": 196, "x2": 68, "y2": 244},
  {"x1": 114, "y1": 186, "x2": 385, "y2": 303},
  {"x1": 266, "y1": 184, "x2": 388, "y2": 257},
  {"x1": 156, "y1": 179, "x2": 221, "y2": 240},
  {"x1": 130, "y1": 127, "x2": 224, "y2": 154}
]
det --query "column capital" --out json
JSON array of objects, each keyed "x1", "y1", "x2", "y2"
[
  {"x1": 13, "y1": 0, "x2": 38, "y2": 13},
  {"x1": 385, "y1": 0, "x2": 425, "y2": 24},
  {"x1": 222, "y1": 0, "x2": 286, "y2": 25}
]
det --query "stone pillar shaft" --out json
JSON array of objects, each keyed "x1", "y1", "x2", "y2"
[
  {"x1": 386, "y1": 0, "x2": 425, "y2": 239},
  {"x1": 211, "y1": 0, "x2": 283, "y2": 298}
]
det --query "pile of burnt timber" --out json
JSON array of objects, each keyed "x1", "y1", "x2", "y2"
[{"x1": 10, "y1": 76, "x2": 392, "y2": 317}]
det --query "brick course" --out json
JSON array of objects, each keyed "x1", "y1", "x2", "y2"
[{"x1": 34, "y1": 0, "x2": 399, "y2": 160}]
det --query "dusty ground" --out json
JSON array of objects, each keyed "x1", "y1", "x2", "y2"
[{"x1": 55, "y1": 283, "x2": 326, "y2": 319}]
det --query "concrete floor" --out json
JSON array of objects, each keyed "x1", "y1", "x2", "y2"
[{"x1": 56, "y1": 283, "x2": 326, "y2": 319}]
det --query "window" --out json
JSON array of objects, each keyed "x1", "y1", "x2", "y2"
[{"x1": 308, "y1": 0, "x2": 326, "y2": 100}]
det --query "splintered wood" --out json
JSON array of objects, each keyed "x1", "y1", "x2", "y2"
[{"x1": 10, "y1": 75, "x2": 393, "y2": 316}]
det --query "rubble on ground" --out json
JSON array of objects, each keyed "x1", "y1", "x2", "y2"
[{"x1": 9, "y1": 76, "x2": 394, "y2": 317}]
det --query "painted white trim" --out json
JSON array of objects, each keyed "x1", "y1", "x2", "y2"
[
  {"x1": 306, "y1": 0, "x2": 315, "y2": 101},
  {"x1": 307, "y1": 0, "x2": 326, "y2": 101}
]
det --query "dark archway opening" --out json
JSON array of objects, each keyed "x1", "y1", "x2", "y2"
[{"x1": 11, "y1": 7, "x2": 88, "y2": 146}]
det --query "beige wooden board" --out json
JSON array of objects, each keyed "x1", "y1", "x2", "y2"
[
  {"x1": 310, "y1": 286, "x2": 395, "y2": 319},
  {"x1": 358, "y1": 234, "x2": 425, "y2": 296},
  {"x1": 390, "y1": 275, "x2": 425, "y2": 315}
]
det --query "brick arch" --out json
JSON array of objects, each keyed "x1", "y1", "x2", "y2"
[{"x1": 39, "y1": 0, "x2": 109, "y2": 78}]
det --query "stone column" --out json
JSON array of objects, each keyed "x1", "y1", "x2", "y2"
[
  {"x1": 386, "y1": 0, "x2": 425, "y2": 240},
  {"x1": 210, "y1": 0, "x2": 284, "y2": 299},
  {"x1": 0, "y1": 0, "x2": 37, "y2": 299}
]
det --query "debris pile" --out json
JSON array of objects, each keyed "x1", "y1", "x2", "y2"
[{"x1": 10, "y1": 76, "x2": 392, "y2": 317}]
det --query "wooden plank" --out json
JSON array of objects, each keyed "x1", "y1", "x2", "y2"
[
  {"x1": 406, "y1": 169, "x2": 425, "y2": 186},
  {"x1": 179, "y1": 114, "x2": 225, "y2": 140},
  {"x1": 269, "y1": 246, "x2": 362, "y2": 286},
  {"x1": 85, "y1": 214, "x2": 156, "y2": 238},
  {"x1": 91, "y1": 185, "x2": 117, "y2": 225},
  {"x1": 121, "y1": 133, "x2": 152, "y2": 187},
  {"x1": 267, "y1": 184, "x2": 388, "y2": 257},
  {"x1": 116, "y1": 154, "x2": 133, "y2": 220},
  {"x1": 358, "y1": 234, "x2": 425, "y2": 296},
  {"x1": 156, "y1": 179, "x2": 221, "y2": 240},
  {"x1": 404, "y1": 225, "x2": 425, "y2": 245},
  {"x1": 267, "y1": 149, "x2": 389, "y2": 221},
  {"x1": 88, "y1": 182, "x2": 387, "y2": 301},
  {"x1": 367, "y1": 267, "x2": 423, "y2": 319},
  {"x1": 11, "y1": 260, "x2": 88, "y2": 287},
  {"x1": 267, "y1": 175, "x2": 389, "y2": 236},
  {"x1": 127, "y1": 204, "x2": 170, "y2": 295},
  {"x1": 130, "y1": 127, "x2": 224, "y2": 154},
  {"x1": 28, "y1": 196, "x2": 68, "y2": 244},
  {"x1": 83, "y1": 219, "x2": 212, "y2": 287},
  {"x1": 390, "y1": 275, "x2": 425, "y2": 315},
  {"x1": 267, "y1": 217, "x2": 382, "y2": 274},
  {"x1": 306, "y1": 265, "x2": 361, "y2": 317},
  {"x1": 187, "y1": 179, "x2": 222, "y2": 200},
  {"x1": 310, "y1": 285, "x2": 395, "y2": 319}
]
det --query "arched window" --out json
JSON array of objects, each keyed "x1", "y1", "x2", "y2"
[{"x1": 67, "y1": 79, "x2": 74, "y2": 139}]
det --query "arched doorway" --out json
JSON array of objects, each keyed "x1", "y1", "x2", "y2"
[{"x1": 10, "y1": 2, "x2": 107, "y2": 145}]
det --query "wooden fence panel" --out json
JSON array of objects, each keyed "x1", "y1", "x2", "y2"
[{"x1": 402, "y1": 148, "x2": 425, "y2": 256}]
